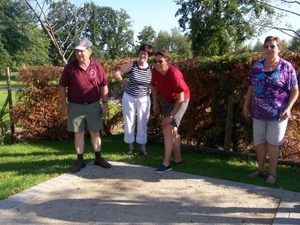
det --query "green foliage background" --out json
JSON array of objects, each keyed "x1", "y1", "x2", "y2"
[{"x1": 7, "y1": 52, "x2": 300, "y2": 163}]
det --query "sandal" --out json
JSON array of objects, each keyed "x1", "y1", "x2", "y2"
[
  {"x1": 126, "y1": 150, "x2": 134, "y2": 155},
  {"x1": 266, "y1": 174, "x2": 277, "y2": 184},
  {"x1": 140, "y1": 150, "x2": 148, "y2": 156},
  {"x1": 247, "y1": 169, "x2": 266, "y2": 177}
]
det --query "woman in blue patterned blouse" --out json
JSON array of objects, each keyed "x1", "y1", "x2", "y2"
[{"x1": 243, "y1": 36, "x2": 299, "y2": 183}]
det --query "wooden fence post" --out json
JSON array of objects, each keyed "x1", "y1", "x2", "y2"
[
  {"x1": 224, "y1": 93, "x2": 235, "y2": 151},
  {"x1": 6, "y1": 67, "x2": 15, "y2": 143}
]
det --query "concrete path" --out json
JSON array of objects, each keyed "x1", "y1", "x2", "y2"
[{"x1": 0, "y1": 161, "x2": 300, "y2": 224}]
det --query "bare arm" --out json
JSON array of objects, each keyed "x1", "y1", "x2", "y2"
[
  {"x1": 58, "y1": 85, "x2": 68, "y2": 116},
  {"x1": 113, "y1": 62, "x2": 133, "y2": 88},
  {"x1": 100, "y1": 85, "x2": 109, "y2": 116},
  {"x1": 243, "y1": 85, "x2": 254, "y2": 119},
  {"x1": 280, "y1": 84, "x2": 299, "y2": 120},
  {"x1": 151, "y1": 86, "x2": 159, "y2": 114},
  {"x1": 162, "y1": 92, "x2": 185, "y2": 125}
]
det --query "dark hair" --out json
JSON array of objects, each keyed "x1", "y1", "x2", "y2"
[
  {"x1": 154, "y1": 50, "x2": 171, "y2": 62},
  {"x1": 264, "y1": 36, "x2": 281, "y2": 48},
  {"x1": 138, "y1": 44, "x2": 153, "y2": 57}
]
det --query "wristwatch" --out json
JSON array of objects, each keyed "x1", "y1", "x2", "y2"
[
  {"x1": 103, "y1": 101, "x2": 108, "y2": 104},
  {"x1": 169, "y1": 115, "x2": 174, "y2": 119}
]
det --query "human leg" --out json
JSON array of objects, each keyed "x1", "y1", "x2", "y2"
[
  {"x1": 247, "y1": 118, "x2": 268, "y2": 177},
  {"x1": 71, "y1": 131, "x2": 86, "y2": 173},
  {"x1": 89, "y1": 130, "x2": 101, "y2": 152},
  {"x1": 85, "y1": 102, "x2": 111, "y2": 168},
  {"x1": 122, "y1": 93, "x2": 136, "y2": 154},
  {"x1": 89, "y1": 130, "x2": 111, "y2": 168},
  {"x1": 136, "y1": 95, "x2": 150, "y2": 155},
  {"x1": 67, "y1": 102, "x2": 85, "y2": 155},
  {"x1": 247, "y1": 142, "x2": 268, "y2": 177},
  {"x1": 165, "y1": 100, "x2": 189, "y2": 163},
  {"x1": 256, "y1": 142, "x2": 268, "y2": 172},
  {"x1": 155, "y1": 100, "x2": 189, "y2": 174},
  {"x1": 162, "y1": 124, "x2": 174, "y2": 166},
  {"x1": 127, "y1": 143, "x2": 134, "y2": 155},
  {"x1": 67, "y1": 103, "x2": 87, "y2": 173},
  {"x1": 154, "y1": 124, "x2": 174, "y2": 174},
  {"x1": 172, "y1": 127, "x2": 182, "y2": 163},
  {"x1": 74, "y1": 131, "x2": 85, "y2": 154},
  {"x1": 266, "y1": 142, "x2": 279, "y2": 183},
  {"x1": 265, "y1": 119, "x2": 288, "y2": 183}
]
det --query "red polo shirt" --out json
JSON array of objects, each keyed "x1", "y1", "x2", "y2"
[{"x1": 59, "y1": 59, "x2": 108, "y2": 103}]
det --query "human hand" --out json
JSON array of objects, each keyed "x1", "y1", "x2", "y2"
[
  {"x1": 62, "y1": 105, "x2": 68, "y2": 117},
  {"x1": 152, "y1": 104, "x2": 159, "y2": 114},
  {"x1": 243, "y1": 108, "x2": 251, "y2": 120},
  {"x1": 120, "y1": 80, "x2": 128, "y2": 90},
  {"x1": 279, "y1": 109, "x2": 289, "y2": 120},
  {"x1": 102, "y1": 103, "x2": 108, "y2": 116},
  {"x1": 161, "y1": 116, "x2": 172, "y2": 126}
]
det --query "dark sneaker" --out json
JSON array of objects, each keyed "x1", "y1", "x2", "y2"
[
  {"x1": 71, "y1": 160, "x2": 86, "y2": 173},
  {"x1": 171, "y1": 160, "x2": 183, "y2": 165},
  {"x1": 94, "y1": 157, "x2": 111, "y2": 168},
  {"x1": 154, "y1": 165, "x2": 172, "y2": 174}
]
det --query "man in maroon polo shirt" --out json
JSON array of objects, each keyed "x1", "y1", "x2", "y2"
[{"x1": 59, "y1": 39, "x2": 111, "y2": 173}]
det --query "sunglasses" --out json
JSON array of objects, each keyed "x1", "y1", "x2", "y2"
[
  {"x1": 263, "y1": 45, "x2": 276, "y2": 49},
  {"x1": 154, "y1": 60, "x2": 165, "y2": 64}
]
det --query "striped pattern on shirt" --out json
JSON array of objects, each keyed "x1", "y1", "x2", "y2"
[{"x1": 125, "y1": 61, "x2": 152, "y2": 98}]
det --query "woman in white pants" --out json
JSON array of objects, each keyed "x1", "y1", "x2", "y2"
[{"x1": 113, "y1": 44, "x2": 153, "y2": 155}]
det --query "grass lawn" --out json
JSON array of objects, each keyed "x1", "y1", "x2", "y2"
[
  {"x1": 1, "y1": 134, "x2": 300, "y2": 200},
  {"x1": 0, "y1": 72, "x2": 20, "y2": 87},
  {"x1": 0, "y1": 72, "x2": 299, "y2": 201}
]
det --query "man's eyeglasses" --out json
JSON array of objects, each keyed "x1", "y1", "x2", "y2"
[
  {"x1": 154, "y1": 60, "x2": 165, "y2": 64},
  {"x1": 264, "y1": 45, "x2": 276, "y2": 49}
]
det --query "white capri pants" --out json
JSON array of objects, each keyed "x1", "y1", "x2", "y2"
[{"x1": 122, "y1": 92, "x2": 150, "y2": 144}]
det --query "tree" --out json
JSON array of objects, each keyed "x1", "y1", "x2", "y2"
[
  {"x1": 0, "y1": 0, "x2": 50, "y2": 69},
  {"x1": 154, "y1": 31, "x2": 172, "y2": 52},
  {"x1": 0, "y1": 42, "x2": 11, "y2": 69},
  {"x1": 85, "y1": 4, "x2": 134, "y2": 59},
  {"x1": 233, "y1": 43, "x2": 251, "y2": 54},
  {"x1": 280, "y1": 39, "x2": 289, "y2": 52},
  {"x1": 258, "y1": 0, "x2": 300, "y2": 40},
  {"x1": 24, "y1": 0, "x2": 91, "y2": 65},
  {"x1": 252, "y1": 39, "x2": 264, "y2": 53},
  {"x1": 174, "y1": 0, "x2": 275, "y2": 57},
  {"x1": 0, "y1": 0, "x2": 31, "y2": 64},
  {"x1": 289, "y1": 29, "x2": 300, "y2": 51},
  {"x1": 153, "y1": 28, "x2": 192, "y2": 58},
  {"x1": 169, "y1": 27, "x2": 192, "y2": 58},
  {"x1": 136, "y1": 26, "x2": 156, "y2": 46},
  {"x1": 14, "y1": 24, "x2": 51, "y2": 67}
]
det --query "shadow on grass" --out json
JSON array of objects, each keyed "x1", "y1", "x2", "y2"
[{"x1": 1, "y1": 133, "x2": 300, "y2": 197}]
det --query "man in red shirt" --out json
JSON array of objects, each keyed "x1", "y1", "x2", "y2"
[
  {"x1": 151, "y1": 50, "x2": 190, "y2": 174},
  {"x1": 59, "y1": 39, "x2": 111, "y2": 173}
]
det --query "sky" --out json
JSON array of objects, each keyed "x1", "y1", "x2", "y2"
[
  {"x1": 90, "y1": 0, "x2": 299, "y2": 45},
  {"x1": 92, "y1": 0, "x2": 181, "y2": 38}
]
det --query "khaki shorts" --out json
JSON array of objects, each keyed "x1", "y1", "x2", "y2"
[{"x1": 67, "y1": 101, "x2": 103, "y2": 132}]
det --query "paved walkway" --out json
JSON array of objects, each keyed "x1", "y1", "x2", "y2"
[{"x1": 0, "y1": 161, "x2": 300, "y2": 224}]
